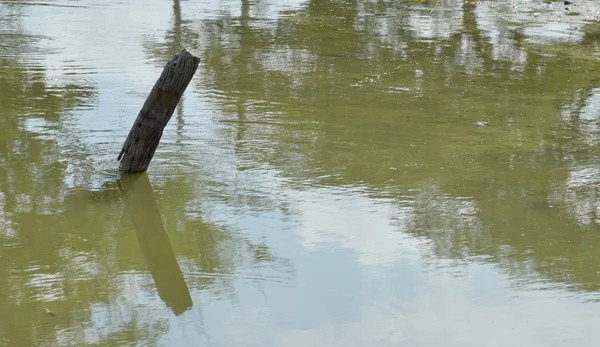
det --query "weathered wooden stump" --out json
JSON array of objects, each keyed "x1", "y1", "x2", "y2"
[{"x1": 118, "y1": 49, "x2": 200, "y2": 172}]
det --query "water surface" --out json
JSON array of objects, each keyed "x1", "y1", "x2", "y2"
[{"x1": 2, "y1": 0, "x2": 600, "y2": 346}]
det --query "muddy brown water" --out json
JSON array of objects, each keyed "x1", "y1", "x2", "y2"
[{"x1": 2, "y1": 0, "x2": 600, "y2": 346}]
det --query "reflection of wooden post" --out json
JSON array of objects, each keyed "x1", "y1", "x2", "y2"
[
  {"x1": 118, "y1": 173, "x2": 193, "y2": 315},
  {"x1": 117, "y1": 49, "x2": 200, "y2": 173}
]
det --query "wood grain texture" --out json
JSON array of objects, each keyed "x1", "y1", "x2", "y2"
[{"x1": 118, "y1": 49, "x2": 200, "y2": 172}]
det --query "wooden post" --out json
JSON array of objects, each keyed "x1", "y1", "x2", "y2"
[{"x1": 117, "y1": 49, "x2": 200, "y2": 172}]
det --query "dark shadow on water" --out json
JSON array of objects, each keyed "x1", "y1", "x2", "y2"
[{"x1": 118, "y1": 173, "x2": 193, "y2": 316}]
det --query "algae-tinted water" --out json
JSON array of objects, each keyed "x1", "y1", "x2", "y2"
[{"x1": 2, "y1": 0, "x2": 600, "y2": 345}]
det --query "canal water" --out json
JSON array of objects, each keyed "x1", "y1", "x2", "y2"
[{"x1": 2, "y1": 0, "x2": 600, "y2": 345}]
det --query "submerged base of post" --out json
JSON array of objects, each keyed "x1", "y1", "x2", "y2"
[{"x1": 118, "y1": 49, "x2": 200, "y2": 173}]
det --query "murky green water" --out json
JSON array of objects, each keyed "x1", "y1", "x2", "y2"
[{"x1": 2, "y1": 0, "x2": 600, "y2": 345}]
